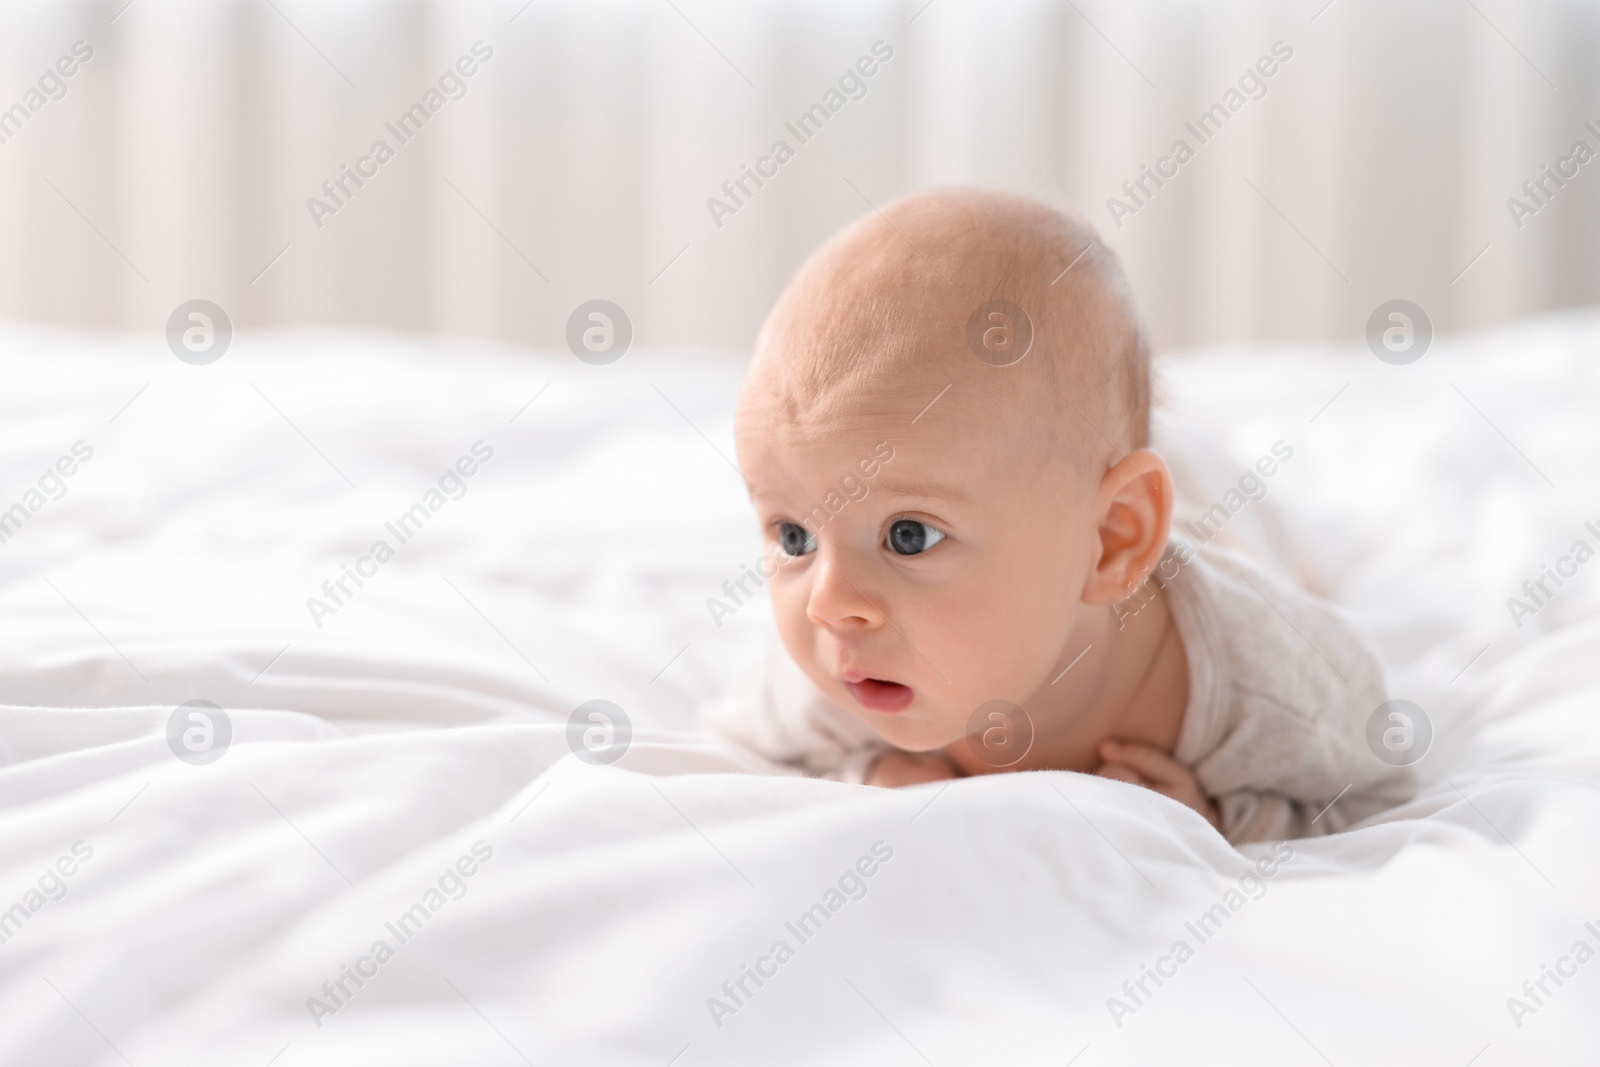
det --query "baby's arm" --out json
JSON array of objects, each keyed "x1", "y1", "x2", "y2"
[
  {"x1": 1095, "y1": 740, "x2": 1221, "y2": 830},
  {"x1": 867, "y1": 741, "x2": 1225, "y2": 835},
  {"x1": 1211, "y1": 768, "x2": 1415, "y2": 841}
]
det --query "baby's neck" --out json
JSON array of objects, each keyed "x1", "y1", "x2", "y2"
[
  {"x1": 948, "y1": 586, "x2": 1190, "y2": 775},
  {"x1": 1098, "y1": 592, "x2": 1190, "y2": 756}
]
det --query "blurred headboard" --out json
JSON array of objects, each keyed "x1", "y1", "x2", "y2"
[{"x1": 0, "y1": 0, "x2": 1595, "y2": 352}]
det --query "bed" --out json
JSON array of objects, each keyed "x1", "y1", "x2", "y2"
[{"x1": 1, "y1": 313, "x2": 1598, "y2": 1065}]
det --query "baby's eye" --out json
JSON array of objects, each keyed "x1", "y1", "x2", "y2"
[
  {"x1": 778, "y1": 522, "x2": 816, "y2": 557},
  {"x1": 886, "y1": 519, "x2": 946, "y2": 556}
]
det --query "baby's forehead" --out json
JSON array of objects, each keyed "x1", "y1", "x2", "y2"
[
  {"x1": 736, "y1": 358, "x2": 922, "y2": 443},
  {"x1": 741, "y1": 290, "x2": 979, "y2": 413},
  {"x1": 743, "y1": 288, "x2": 1079, "y2": 433},
  {"x1": 739, "y1": 336, "x2": 1058, "y2": 472}
]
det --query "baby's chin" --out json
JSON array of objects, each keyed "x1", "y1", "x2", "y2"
[{"x1": 848, "y1": 703, "x2": 965, "y2": 755}]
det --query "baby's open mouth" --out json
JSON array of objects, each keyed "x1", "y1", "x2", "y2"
[{"x1": 845, "y1": 678, "x2": 914, "y2": 713}]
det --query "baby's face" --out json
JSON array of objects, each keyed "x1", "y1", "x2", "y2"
[{"x1": 738, "y1": 372, "x2": 1102, "y2": 754}]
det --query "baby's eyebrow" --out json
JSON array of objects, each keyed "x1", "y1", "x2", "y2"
[{"x1": 869, "y1": 476, "x2": 970, "y2": 503}]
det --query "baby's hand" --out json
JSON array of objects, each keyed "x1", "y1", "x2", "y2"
[
  {"x1": 1096, "y1": 740, "x2": 1220, "y2": 830},
  {"x1": 866, "y1": 749, "x2": 961, "y2": 788}
]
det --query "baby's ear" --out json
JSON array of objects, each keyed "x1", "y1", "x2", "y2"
[{"x1": 1082, "y1": 449, "x2": 1174, "y2": 606}]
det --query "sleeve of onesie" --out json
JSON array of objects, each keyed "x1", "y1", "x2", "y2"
[
  {"x1": 1214, "y1": 764, "x2": 1417, "y2": 843},
  {"x1": 1177, "y1": 544, "x2": 1419, "y2": 845},
  {"x1": 1206, "y1": 640, "x2": 1418, "y2": 845}
]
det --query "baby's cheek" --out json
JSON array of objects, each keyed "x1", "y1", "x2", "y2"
[
  {"x1": 768, "y1": 579, "x2": 816, "y2": 656},
  {"x1": 950, "y1": 579, "x2": 1077, "y2": 695}
]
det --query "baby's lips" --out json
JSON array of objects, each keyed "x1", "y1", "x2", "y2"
[{"x1": 845, "y1": 677, "x2": 914, "y2": 713}]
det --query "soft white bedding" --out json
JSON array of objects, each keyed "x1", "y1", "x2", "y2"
[{"x1": 1, "y1": 314, "x2": 1598, "y2": 1065}]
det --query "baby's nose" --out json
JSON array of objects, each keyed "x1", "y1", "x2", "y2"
[{"x1": 804, "y1": 555, "x2": 886, "y2": 631}]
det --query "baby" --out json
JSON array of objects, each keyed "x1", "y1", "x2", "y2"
[{"x1": 706, "y1": 188, "x2": 1412, "y2": 844}]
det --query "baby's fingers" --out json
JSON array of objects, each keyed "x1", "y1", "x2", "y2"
[
  {"x1": 1098, "y1": 740, "x2": 1190, "y2": 787},
  {"x1": 867, "y1": 750, "x2": 959, "y2": 788},
  {"x1": 1094, "y1": 761, "x2": 1147, "y2": 787}
]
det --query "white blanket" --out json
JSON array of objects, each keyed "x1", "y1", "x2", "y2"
[{"x1": 2, "y1": 315, "x2": 1598, "y2": 1065}]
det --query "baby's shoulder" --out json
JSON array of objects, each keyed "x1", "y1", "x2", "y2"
[{"x1": 1166, "y1": 538, "x2": 1385, "y2": 726}]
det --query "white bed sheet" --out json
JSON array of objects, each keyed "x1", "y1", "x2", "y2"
[{"x1": 1, "y1": 313, "x2": 1598, "y2": 1065}]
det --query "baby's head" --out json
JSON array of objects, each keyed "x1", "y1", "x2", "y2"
[{"x1": 736, "y1": 187, "x2": 1173, "y2": 754}]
